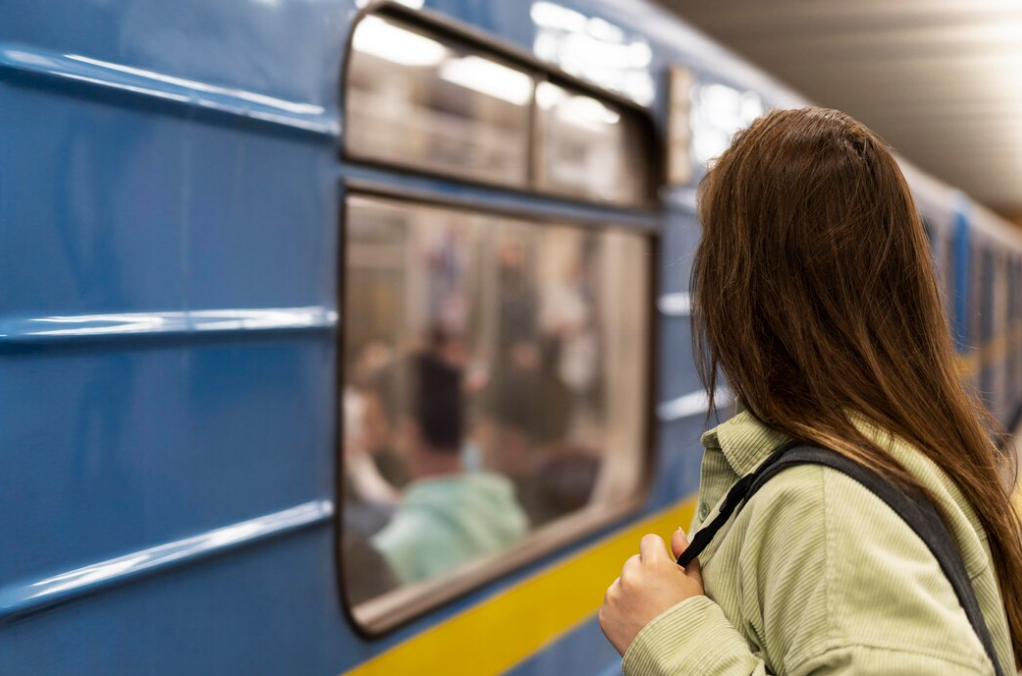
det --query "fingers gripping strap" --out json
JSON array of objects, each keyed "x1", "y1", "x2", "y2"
[
  {"x1": 677, "y1": 442, "x2": 1003, "y2": 676},
  {"x1": 675, "y1": 472, "x2": 754, "y2": 568}
]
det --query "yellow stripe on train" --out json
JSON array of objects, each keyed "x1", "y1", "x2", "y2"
[{"x1": 339, "y1": 496, "x2": 699, "y2": 676}]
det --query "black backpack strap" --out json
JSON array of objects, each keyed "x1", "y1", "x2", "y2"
[
  {"x1": 678, "y1": 440, "x2": 802, "y2": 569},
  {"x1": 677, "y1": 442, "x2": 1003, "y2": 676}
]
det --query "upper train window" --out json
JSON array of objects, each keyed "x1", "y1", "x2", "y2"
[
  {"x1": 346, "y1": 14, "x2": 533, "y2": 188},
  {"x1": 344, "y1": 9, "x2": 658, "y2": 206},
  {"x1": 534, "y1": 81, "x2": 652, "y2": 203},
  {"x1": 690, "y1": 82, "x2": 764, "y2": 166},
  {"x1": 340, "y1": 194, "x2": 652, "y2": 631}
]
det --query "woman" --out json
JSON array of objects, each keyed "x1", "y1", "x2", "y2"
[{"x1": 599, "y1": 108, "x2": 1022, "y2": 675}]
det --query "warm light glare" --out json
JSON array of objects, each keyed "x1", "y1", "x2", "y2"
[
  {"x1": 536, "y1": 81, "x2": 567, "y2": 109},
  {"x1": 559, "y1": 95, "x2": 621, "y2": 128},
  {"x1": 353, "y1": 16, "x2": 447, "y2": 67},
  {"x1": 531, "y1": 1, "x2": 588, "y2": 32},
  {"x1": 530, "y1": 1, "x2": 654, "y2": 106},
  {"x1": 537, "y1": 83, "x2": 621, "y2": 130},
  {"x1": 439, "y1": 56, "x2": 533, "y2": 106},
  {"x1": 691, "y1": 83, "x2": 765, "y2": 163}
]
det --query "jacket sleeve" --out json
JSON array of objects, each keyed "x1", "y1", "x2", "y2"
[{"x1": 620, "y1": 465, "x2": 993, "y2": 676}]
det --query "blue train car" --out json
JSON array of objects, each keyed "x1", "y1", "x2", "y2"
[{"x1": 2, "y1": 1, "x2": 1020, "y2": 674}]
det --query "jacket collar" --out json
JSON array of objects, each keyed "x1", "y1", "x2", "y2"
[{"x1": 701, "y1": 409, "x2": 790, "y2": 477}]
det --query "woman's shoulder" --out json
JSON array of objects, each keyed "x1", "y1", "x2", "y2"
[
  {"x1": 742, "y1": 454, "x2": 988, "y2": 578},
  {"x1": 734, "y1": 463, "x2": 993, "y2": 673}
]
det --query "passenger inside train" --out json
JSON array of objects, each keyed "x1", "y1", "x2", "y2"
[
  {"x1": 477, "y1": 353, "x2": 597, "y2": 528},
  {"x1": 368, "y1": 352, "x2": 529, "y2": 586}
]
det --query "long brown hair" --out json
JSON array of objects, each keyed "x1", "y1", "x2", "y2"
[{"x1": 691, "y1": 107, "x2": 1022, "y2": 665}]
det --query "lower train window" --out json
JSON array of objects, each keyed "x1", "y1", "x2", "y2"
[{"x1": 340, "y1": 194, "x2": 651, "y2": 630}]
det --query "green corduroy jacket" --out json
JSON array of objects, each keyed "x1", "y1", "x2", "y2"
[{"x1": 622, "y1": 410, "x2": 1016, "y2": 676}]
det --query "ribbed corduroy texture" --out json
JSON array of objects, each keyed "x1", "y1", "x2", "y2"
[{"x1": 621, "y1": 411, "x2": 1015, "y2": 676}]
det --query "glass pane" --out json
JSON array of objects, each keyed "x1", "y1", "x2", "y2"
[
  {"x1": 979, "y1": 249, "x2": 993, "y2": 342},
  {"x1": 944, "y1": 232, "x2": 956, "y2": 327},
  {"x1": 535, "y1": 81, "x2": 651, "y2": 204},
  {"x1": 341, "y1": 196, "x2": 650, "y2": 607},
  {"x1": 690, "y1": 82, "x2": 765, "y2": 165},
  {"x1": 346, "y1": 15, "x2": 533, "y2": 187}
]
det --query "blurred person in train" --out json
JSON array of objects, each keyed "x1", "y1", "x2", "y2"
[
  {"x1": 538, "y1": 240, "x2": 602, "y2": 421},
  {"x1": 371, "y1": 351, "x2": 528, "y2": 585},
  {"x1": 599, "y1": 108, "x2": 1021, "y2": 675},
  {"x1": 476, "y1": 342, "x2": 599, "y2": 527},
  {"x1": 425, "y1": 324, "x2": 472, "y2": 372},
  {"x1": 347, "y1": 340, "x2": 413, "y2": 491},
  {"x1": 345, "y1": 329, "x2": 486, "y2": 520},
  {"x1": 342, "y1": 341, "x2": 401, "y2": 539},
  {"x1": 496, "y1": 238, "x2": 539, "y2": 362},
  {"x1": 342, "y1": 340, "x2": 417, "y2": 540}
]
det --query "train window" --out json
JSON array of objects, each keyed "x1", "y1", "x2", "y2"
[
  {"x1": 921, "y1": 216, "x2": 935, "y2": 250},
  {"x1": 344, "y1": 8, "x2": 660, "y2": 207},
  {"x1": 1010, "y1": 260, "x2": 1016, "y2": 328},
  {"x1": 981, "y1": 249, "x2": 995, "y2": 343},
  {"x1": 341, "y1": 195, "x2": 651, "y2": 630},
  {"x1": 1009, "y1": 259, "x2": 1017, "y2": 399},
  {"x1": 346, "y1": 14, "x2": 533, "y2": 187},
  {"x1": 943, "y1": 232, "x2": 956, "y2": 326},
  {"x1": 534, "y1": 80, "x2": 653, "y2": 204},
  {"x1": 1016, "y1": 258, "x2": 1022, "y2": 330},
  {"x1": 1016, "y1": 257, "x2": 1022, "y2": 383},
  {"x1": 690, "y1": 82, "x2": 764, "y2": 165},
  {"x1": 969, "y1": 248, "x2": 982, "y2": 349}
]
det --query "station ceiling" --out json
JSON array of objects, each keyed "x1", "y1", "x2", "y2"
[{"x1": 658, "y1": 0, "x2": 1022, "y2": 218}]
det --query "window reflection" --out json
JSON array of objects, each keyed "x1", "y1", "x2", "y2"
[
  {"x1": 342, "y1": 196, "x2": 650, "y2": 603},
  {"x1": 530, "y1": 1, "x2": 655, "y2": 106},
  {"x1": 691, "y1": 82, "x2": 765, "y2": 165},
  {"x1": 346, "y1": 15, "x2": 532, "y2": 187},
  {"x1": 535, "y1": 81, "x2": 651, "y2": 204}
]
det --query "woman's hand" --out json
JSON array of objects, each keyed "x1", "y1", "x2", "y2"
[{"x1": 598, "y1": 528, "x2": 705, "y2": 656}]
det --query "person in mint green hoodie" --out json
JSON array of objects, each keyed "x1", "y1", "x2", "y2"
[{"x1": 372, "y1": 353, "x2": 528, "y2": 585}]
